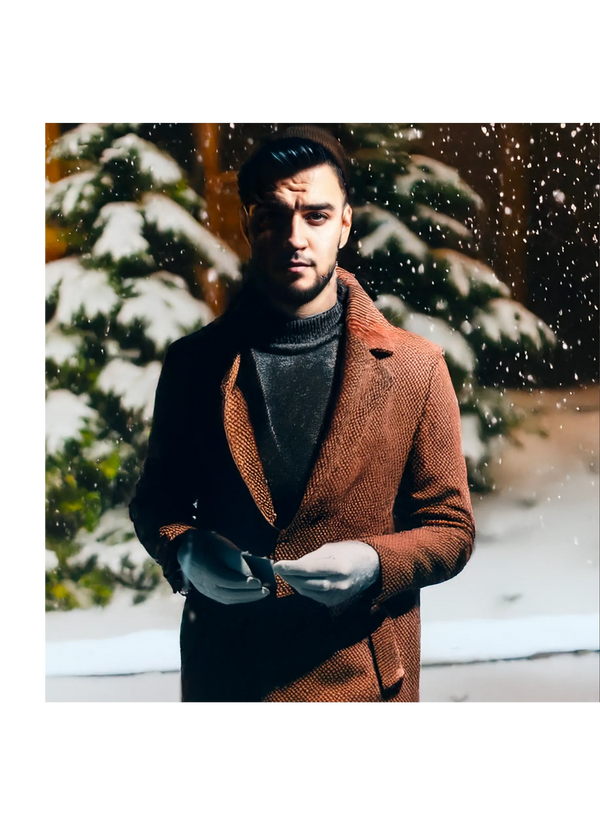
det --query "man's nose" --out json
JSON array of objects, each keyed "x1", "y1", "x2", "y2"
[{"x1": 286, "y1": 214, "x2": 308, "y2": 250}]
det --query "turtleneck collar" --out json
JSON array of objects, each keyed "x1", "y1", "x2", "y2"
[{"x1": 235, "y1": 276, "x2": 348, "y2": 351}]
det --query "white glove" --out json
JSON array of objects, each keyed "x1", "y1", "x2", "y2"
[
  {"x1": 274, "y1": 541, "x2": 380, "y2": 607},
  {"x1": 177, "y1": 530, "x2": 270, "y2": 605}
]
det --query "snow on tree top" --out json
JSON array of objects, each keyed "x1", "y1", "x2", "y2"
[
  {"x1": 117, "y1": 272, "x2": 214, "y2": 351},
  {"x1": 101, "y1": 134, "x2": 183, "y2": 188},
  {"x1": 354, "y1": 204, "x2": 429, "y2": 261},
  {"x1": 141, "y1": 193, "x2": 241, "y2": 280},
  {"x1": 92, "y1": 202, "x2": 154, "y2": 267},
  {"x1": 46, "y1": 390, "x2": 100, "y2": 456},
  {"x1": 96, "y1": 359, "x2": 162, "y2": 421}
]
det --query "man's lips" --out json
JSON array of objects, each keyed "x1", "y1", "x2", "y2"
[{"x1": 281, "y1": 261, "x2": 313, "y2": 272}]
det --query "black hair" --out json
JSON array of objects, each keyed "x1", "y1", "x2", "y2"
[{"x1": 238, "y1": 137, "x2": 349, "y2": 210}]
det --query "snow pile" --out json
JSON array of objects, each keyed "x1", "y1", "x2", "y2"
[
  {"x1": 421, "y1": 613, "x2": 599, "y2": 665},
  {"x1": 45, "y1": 613, "x2": 599, "y2": 677}
]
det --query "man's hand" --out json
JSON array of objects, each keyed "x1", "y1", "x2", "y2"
[
  {"x1": 177, "y1": 530, "x2": 270, "y2": 605},
  {"x1": 274, "y1": 541, "x2": 380, "y2": 607}
]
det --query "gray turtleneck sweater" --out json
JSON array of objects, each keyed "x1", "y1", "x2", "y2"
[{"x1": 237, "y1": 279, "x2": 348, "y2": 529}]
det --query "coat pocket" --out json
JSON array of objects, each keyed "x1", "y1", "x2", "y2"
[{"x1": 369, "y1": 616, "x2": 405, "y2": 695}]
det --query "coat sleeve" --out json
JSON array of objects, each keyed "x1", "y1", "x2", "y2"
[
  {"x1": 360, "y1": 349, "x2": 476, "y2": 608},
  {"x1": 128, "y1": 341, "x2": 199, "y2": 593}
]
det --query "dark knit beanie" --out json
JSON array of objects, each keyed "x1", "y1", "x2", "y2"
[
  {"x1": 238, "y1": 125, "x2": 351, "y2": 210},
  {"x1": 279, "y1": 124, "x2": 350, "y2": 192}
]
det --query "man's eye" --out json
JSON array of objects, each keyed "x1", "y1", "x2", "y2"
[{"x1": 307, "y1": 213, "x2": 327, "y2": 222}]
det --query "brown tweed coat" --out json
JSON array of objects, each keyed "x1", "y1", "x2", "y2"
[{"x1": 129, "y1": 268, "x2": 476, "y2": 702}]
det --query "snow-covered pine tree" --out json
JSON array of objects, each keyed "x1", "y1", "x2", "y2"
[
  {"x1": 45, "y1": 123, "x2": 241, "y2": 609},
  {"x1": 333, "y1": 123, "x2": 556, "y2": 490}
]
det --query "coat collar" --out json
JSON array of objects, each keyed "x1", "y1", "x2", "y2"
[{"x1": 220, "y1": 268, "x2": 395, "y2": 529}]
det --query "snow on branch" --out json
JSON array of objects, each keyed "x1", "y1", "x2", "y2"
[
  {"x1": 376, "y1": 293, "x2": 476, "y2": 374},
  {"x1": 354, "y1": 204, "x2": 429, "y2": 261},
  {"x1": 414, "y1": 204, "x2": 473, "y2": 240},
  {"x1": 47, "y1": 123, "x2": 144, "y2": 162},
  {"x1": 47, "y1": 124, "x2": 106, "y2": 161},
  {"x1": 92, "y1": 202, "x2": 155, "y2": 269},
  {"x1": 142, "y1": 193, "x2": 241, "y2": 281},
  {"x1": 394, "y1": 155, "x2": 484, "y2": 212},
  {"x1": 74, "y1": 508, "x2": 150, "y2": 572},
  {"x1": 46, "y1": 168, "x2": 106, "y2": 223},
  {"x1": 45, "y1": 328, "x2": 83, "y2": 365},
  {"x1": 432, "y1": 249, "x2": 511, "y2": 301},
  {"x1": 101, "y1": 134, "x2": 183, "y2": 189},
  {"x1": 460, "y1": 413, "x2": 486, "y2": 466},
  {"x1": 117, "y1": 272, "x2": 214, "y2": 352},
  {"x1": 46, "y1": 390, "x2": 101, "y2": 456},
  {"x1": 472, "y1": 298, "x2": 556, "y2": 351},
  {"x1": 46, "y1": 256, "x2": 82, "y2": 300},
  {"x1": 46, "y1": 258, "x2": 120, "y2": 325},
  {"x1": 96, "y1": 359, "x2": 162, "y2": 421}
]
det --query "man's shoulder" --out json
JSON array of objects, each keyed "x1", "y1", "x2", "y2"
[
  {"x1": 385, "y1": 322, "x2": 444, "y2": 362},
  {"x1": 338, "y1": 267, "x2": 444, "y2": 369},
  {"x1": 165, "y1": 313, "x2": 232, "y2": 360}
]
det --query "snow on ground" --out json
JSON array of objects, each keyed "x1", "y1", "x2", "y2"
[{"x1": 45, "y1": 386, "x2": 599, "y2": 699}]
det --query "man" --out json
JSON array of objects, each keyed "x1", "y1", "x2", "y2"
[{"x1": 129, "y1": 125, "x2": 476, "y2": 702}]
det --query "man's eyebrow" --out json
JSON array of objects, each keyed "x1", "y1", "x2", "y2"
[{"x1": 255, "y1": 200, "x2": 336, "y2": 212}]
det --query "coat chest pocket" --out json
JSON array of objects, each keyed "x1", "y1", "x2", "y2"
[{"x1": 369, "y1": 616, "x2": 405, "y2": 695}]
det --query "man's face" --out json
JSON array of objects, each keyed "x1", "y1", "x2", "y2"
[{"x1": 243, "y1": 164, "x2": 352, "y2": 308}]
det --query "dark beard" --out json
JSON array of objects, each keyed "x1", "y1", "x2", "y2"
[{"x1": 245, "y1": 259, "x2": 338, "y2": 309}]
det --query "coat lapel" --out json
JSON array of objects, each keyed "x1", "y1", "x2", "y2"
[{"x1": 220, "y1": 268, "x2": 397, "y2": 528}]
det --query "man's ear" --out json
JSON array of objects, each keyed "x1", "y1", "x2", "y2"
[
  {"x1": 239, "y1": 205, "x2": 250, "y2": 245},
  {"x1": 338, "y1": 203, "x2": 353, "y2": 250}
]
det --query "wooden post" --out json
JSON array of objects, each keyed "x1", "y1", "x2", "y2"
[
  {"x1": 45, "y1": 123, "x2": 68, "y2": 262},
  {"x1": 191, "y1": 123, "x2": 251, "y2": 316}
]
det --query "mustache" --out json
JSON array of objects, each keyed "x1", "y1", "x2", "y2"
[{"x1": 275, "y1": 257, "x2": 315, "y2": 268}]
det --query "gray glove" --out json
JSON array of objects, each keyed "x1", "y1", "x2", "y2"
[
  {"x1": 177, "y1": 530, "x2": 270, "y2": 605},
  {"x1": 274, "y1": 540, "x2": 380, "y2": 607}
]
